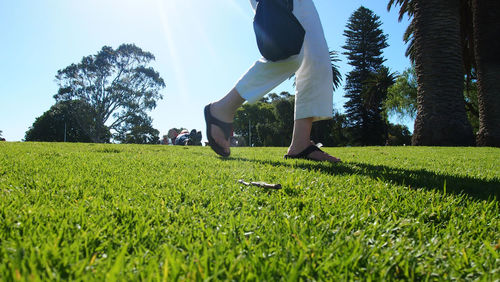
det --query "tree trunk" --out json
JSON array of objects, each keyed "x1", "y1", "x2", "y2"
[
  {"x1": 411, "y1": 0, "x2": 474, "y2": 146},
  {"x1": 473, "y1": 0, "x2": 500, "y2": 147}
]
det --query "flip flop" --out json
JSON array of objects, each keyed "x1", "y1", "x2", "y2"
[
  {"x1": 284, "y1": 144, "x2": 341, "y2": 163},
  {"x1": 204, "y1": 104, "x2": 233, "y2": 157}
]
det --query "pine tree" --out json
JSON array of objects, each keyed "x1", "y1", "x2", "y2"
[{"x1": 343, "y1": 6, "x2": 389, "y2": 145}]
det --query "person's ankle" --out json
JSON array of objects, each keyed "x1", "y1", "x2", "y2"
[
  {"x1": 210, "y1": 102, "x2": 234, "y2": 123},
  {"x1": 288, "y1": 140, "x2": 312, "y2": 155}
]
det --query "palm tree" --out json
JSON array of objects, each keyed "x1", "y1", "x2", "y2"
[
  {"x1": 387, "y1": 0, "x2": 415, "y2": 61},
  {"x1": 329, "y1": 50, "x2": 343, "y2": 90},
  {"x1": 472, "y1": 0, "x2": 500, "y2": 147},
  {"x1": 388, "y1": 0, "x2": 474, "y2": 146}
]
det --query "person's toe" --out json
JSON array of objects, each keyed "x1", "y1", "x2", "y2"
[
  {"x1": 307, "y1": 150, "x2": 341, "y2": 163},
  {"x1": 211, "y1": 124, "x2": 230, "y2": 155}
]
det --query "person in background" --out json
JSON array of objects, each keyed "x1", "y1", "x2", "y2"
[
  {"x1": 175, "y1": 130, "x2": 190, "y2": 145},
  {"x1": 161, "y1": 135, "x2": 169, "y2": 145},
  {"x1": 167, "y1": 129, "x2": 179, "y2": 145}
]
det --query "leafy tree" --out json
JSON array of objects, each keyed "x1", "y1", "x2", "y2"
[
  {"x1": 271, "y1": 93, "x2": 295, "y2": 146},
  {"x1": 385, "y1": 66, "x2": 418, "y2": 120},
  {"x1": 235, "y1": 92, "x2": 295, "y2": 147},
  {"x1": 387, "y1": 123, "x2": 412, "y2": 146},
  {"x1": 113, "y1": 114, "x2": 160, "y2": 144},
  {"x1": 25, "y1": 100, "x2": 96, "y2": 142},
  {"x1": 234, "y1": 101, "x2": 276, "y2": 146},
  {"x1": 311, "y1": 111, "x2": 350, "y2": 147},
  {"x1": 54, "y1": 44, "x2": 165, "y2": 143},
  {"x1": 342, "y1": 6, "x2": 389, "y2": 145},
  {"x1": 388, "y1": 0, "x2": 474, "y2": 146}
]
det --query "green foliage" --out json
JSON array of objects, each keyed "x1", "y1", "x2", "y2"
[
  {"x1": 311, "y1": 111, "x2": 350, "y2": 147},
  {"x1": 343, "y1": 6, "x2": 390, "y2": 146},
  {"x1": 113, "y1": 114, "x2": 159, "y2": 144},
  {"x1": 54, "y1": 44, "x2": 165, "y2": 143},
  {"x1": 329, "y1": 50, "x2": 343, "y2": 90},
  {"x1": 24, "y1": 100, "x2": 96, "y2": 143},
  {"x1": 0, "y1": 142, "x2": 498, "y2": 280},
  {"x1": 385, "y1": 66, "x2": 418, "y2": 120},
  {"x1": 387, "y1": 123, "x2": 412, "y2": 145},
  {"x1": 342, "y1": 6, "x2": 388, "y2": 70},
  {"x1": 234, "y1": 92, "x2": 292, "y2": 147}
]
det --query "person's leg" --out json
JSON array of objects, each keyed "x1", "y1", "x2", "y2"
[
  {"x1": 205, "y1": 0, "x2": 304, "y2": 156},
  {"x1": 211, "y1": 88, "x2": 245, "y2": 123},
  {"x1": 287, "y1": 0, "x2": 340, "y2": 162},
  {"x1": 288, "y1": 118, "x2": 314, "y2": 153},
  {"x1": 207, "y1": 50, "x2": 303, "y2": 156}
]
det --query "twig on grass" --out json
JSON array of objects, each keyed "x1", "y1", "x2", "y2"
[{"x1": 238, "y1": 179, "x2": 282, "y2": 190}]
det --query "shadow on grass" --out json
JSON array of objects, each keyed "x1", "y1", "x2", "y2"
[{"x1": 224, "y1": 157, "x2": 499, "y2": 202}]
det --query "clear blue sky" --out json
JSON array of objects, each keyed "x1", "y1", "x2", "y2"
[{"x1": 0, "y1": 0, "x2": 412, "y2": 142}]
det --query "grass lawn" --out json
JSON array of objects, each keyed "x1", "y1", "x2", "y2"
[{"x1": 0, "y1": 142, "x2": 499, "y2": 280}]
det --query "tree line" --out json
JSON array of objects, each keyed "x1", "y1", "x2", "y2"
[{"x1": 233, "y1": 91, "x2": 412, "y2": 147}]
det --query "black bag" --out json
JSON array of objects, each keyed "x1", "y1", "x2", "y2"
[{"x1": 253, "y1": 0, "x2": 305, "y2": 62}]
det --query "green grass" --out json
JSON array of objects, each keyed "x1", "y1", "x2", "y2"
[{"x1": 0, "y1": 142, "x2": 499, "y2": 280}]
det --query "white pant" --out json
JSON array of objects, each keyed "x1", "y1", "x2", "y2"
[{"x1": 235, "y1": 0, "x2": 333, "y2": 121}]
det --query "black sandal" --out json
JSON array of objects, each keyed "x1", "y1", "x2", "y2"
[
  {"x1": 204, "y1": 104, "x2": 233, "y2": 157},
  {"x1": 284, "y1": 145, "x2": 341, "y2": 163}
]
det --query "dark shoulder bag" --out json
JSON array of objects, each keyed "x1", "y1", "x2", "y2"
[{"x1": 253, "y1": 0, "x2": 306, "y2": 62}]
